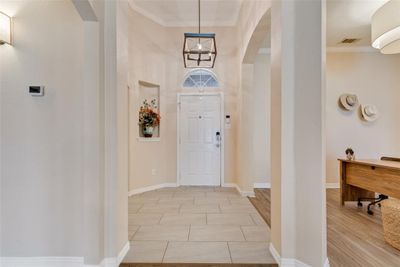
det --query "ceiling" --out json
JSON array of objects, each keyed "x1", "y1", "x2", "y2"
[
  {"x1": 128, "y1": 0, "x2": 243, "y2": 27},
  {"x1": 327, "y1": 0, "x2": 389, "y2": 47},
  {"x1": 128, "y1": 0, "x2": 389, "y2": 47}
]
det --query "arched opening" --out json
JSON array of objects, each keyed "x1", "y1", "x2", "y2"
[{"x1": 237, "y1": 5, "x2": 273, "y2": 261}]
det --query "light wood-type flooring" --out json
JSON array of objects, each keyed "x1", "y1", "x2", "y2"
[{"x1": 249, "y1": 188, "x2": 400, "y2": 267}]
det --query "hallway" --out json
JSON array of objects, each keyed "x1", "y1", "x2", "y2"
[{"x1": 123, "y1": 186, "x2": 275, "y2": 264}]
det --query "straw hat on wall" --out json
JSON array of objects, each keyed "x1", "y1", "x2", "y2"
[
  {"x1": 361, "y1": 104, "x2": 379, "y2": 122},
  {"x1": 339, "y1": 94, "x2": 359, "y2": 111}
]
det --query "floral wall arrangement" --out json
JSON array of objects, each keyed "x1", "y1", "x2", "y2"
[{"x1": 138, "y1": 99, "x2": 161, "y2": 138}]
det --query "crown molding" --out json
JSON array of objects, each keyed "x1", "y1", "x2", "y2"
[
  {"x1": 258, "y1": 47, "x2": 378, "y2": 54},
  {"x1": 327, "y1": 46, "x2": 379, "y2": 53},
  {"x1": 127, "y1": 0, "x2": 241, "y2": 28},
  {"x1": 128, "y1": 0, "x2": 166, "y2": 26}
]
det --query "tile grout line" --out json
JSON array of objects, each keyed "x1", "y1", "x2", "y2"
[
  {"x1": 239, "y1": 225, "x2": 247, "y2": 241},
  {"x1": 130, "y1": 225, "x2": 141, "y2": 241},
  {"x1": 161, "y1": 241, "x2": 169, "y2": 263},
  {"x1": 226, "y1": 241, "x2": 234, "y2": 263},
  {"x1": 249, "y1": 213, "x2": 257, "y2": 225},
  {"x1": 187, "y1": 224, "x2": 192, "y2": 241}
]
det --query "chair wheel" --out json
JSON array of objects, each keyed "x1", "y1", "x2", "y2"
[
  {"x1": 357, "y1": 202, "x2": 363, "y2": 207},
  {"x1": 368, "y1": 210, "x2": 374, "y2": 215}
]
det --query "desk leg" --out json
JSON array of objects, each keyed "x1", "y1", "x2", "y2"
[{"x1": 340, "y1": 162, "x2": 346, "y2": 206}]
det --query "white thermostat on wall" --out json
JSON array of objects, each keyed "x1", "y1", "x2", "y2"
[{"x1": 29, "y1": 86, "x2": 45, "y2": 96}]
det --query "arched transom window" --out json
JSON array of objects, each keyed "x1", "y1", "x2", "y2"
[{"x1": 182, "y1": 69, "x2": 219, "y2": 89}]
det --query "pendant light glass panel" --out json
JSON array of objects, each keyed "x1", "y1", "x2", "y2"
[{"x1": 183, "y1": 33, "x2": 217, "y2": 68}]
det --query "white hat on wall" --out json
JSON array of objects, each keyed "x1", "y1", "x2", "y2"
[
  {"x1": 339, "y1": 94, "x2": 359, "y2": 111},
  {"x1": 361, "y1": 104, "x2": 379, "y2": 122}
]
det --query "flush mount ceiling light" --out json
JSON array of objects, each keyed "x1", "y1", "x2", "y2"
[
  {"x1": 0, "y1": 11, "x2": 11, "y2": 45},
  {"x1": 183, "y1": 0, "x2": 217, "y2": 68},
  {"x1": 371, "y1": 0, "x2": 400, "y2": 54}
]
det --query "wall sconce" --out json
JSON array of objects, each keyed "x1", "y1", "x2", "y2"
[{"x1": 0, "y1": 11, "x2": 12, "y2": 45}]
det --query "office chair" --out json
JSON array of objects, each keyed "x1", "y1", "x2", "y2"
[{"x1": 357, "y1": 156, "x2": 399, "y2": 215}]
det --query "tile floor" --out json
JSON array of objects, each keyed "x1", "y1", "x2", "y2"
[{"x1": 123, "y1": 186, "x2": 276, "y2": 264}]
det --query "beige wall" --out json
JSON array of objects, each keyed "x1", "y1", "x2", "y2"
[
  {"x1": 326, "y1": 52, "x2": 400, "y2": 183},
  {"x1": 237, "y1": 53, "x2": 271, "y2": 191},
  {"x1": 0, "y1": 0, "x2": 85, "y2": 257},
  {"x1": 122, "y1": 0, "x2": 275, "y2": 194},
  {"x1": 253, "y1": 53, "x2": 271, "y2": 184},
  {"x1": 1, "y1": 0, "x2": 130, "y2": 263},
  {"x1": 124, "y1": 5, "x2": 240, "y2": 191}
]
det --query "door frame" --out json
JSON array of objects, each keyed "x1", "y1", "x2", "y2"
[{"x1": 177, "y1": 92, "x2": 225, "y2": 187}]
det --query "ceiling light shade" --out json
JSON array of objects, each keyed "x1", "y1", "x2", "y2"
[
  {"x1": 183, "y1": 0, "x2": 217, "y2": 68},
  {"x1": 183, "y1": 33, "x2": 217, "y2": 68},
  {"x1": 371, "y1": 0, "x2": 400, "y2": 54},
  {"x1": 0, "y1": 11, "x2": 11, "y2": 45}
]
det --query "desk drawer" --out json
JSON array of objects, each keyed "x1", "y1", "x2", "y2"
[{"x1": 346, "y1": 163, "x2": 400, "y2": 199}]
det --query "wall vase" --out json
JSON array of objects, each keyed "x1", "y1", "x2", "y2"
[{"x1": 143, "y1": 126, "x2": 154, "y2": 138}]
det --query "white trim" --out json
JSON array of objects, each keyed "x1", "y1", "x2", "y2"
[
  {"x1": 269, "y1": 243, "x2": 329, "y2": 267},
  {"x1": 177, "y1": 92, "x2": 225, "y2": 187},
  {"x1": 258, "y1": 48, "x2": 271, "y2": 54},
  {"x1": 136, "y1": 137, "x2": 161, "y2": 142},
  {"x1": 0, "y1": 257, "x2": 84, "y2": 267},
  {"x1": 127, "y1": 1, "x2": 166, "y2": 26},
  {"x1": 259, "y1": 46, "x2": 378, "y2": 54},
  {"x1": 0, "y1": 242, "x2": 130, "y2": 267},
  {"x1": 326, "y1": 183, "x2": 339, "y2": 189},
  {"x1": 222, "y1": 183, "x2": 238, "y2": 188},
  {"x1": 254, "y1": 182, "x2": 271, "y2": 188},
  {"x1": 223, "y1": 183, "x2": 255, "y2": 197},
  {"x1": 116, "y1": 242, "x2": 130, "y2": 266},
  {"x1": 127, "y1": 0, "x2": 241, "y2": 27},
  {"x1": 326, "y1": 46, "x2": 378, "y2": 53},
  {"x1": 128, "y1": 183, "x2": 177, "y2": 196},
  {"x1": 269, "y1": 243, "x2": 281, "y2": 265}
]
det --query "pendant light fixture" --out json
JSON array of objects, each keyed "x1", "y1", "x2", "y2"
[
  {"x1": 183, "y1": 0, "x2": 217, "y2": 68},
  {"x1": 371, "y1": 0, "x2": 400, "y2": 54}
]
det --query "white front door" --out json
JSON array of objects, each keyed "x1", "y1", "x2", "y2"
[{"x1": 178, "y1": 94, "x2": 222, "y2": 186}]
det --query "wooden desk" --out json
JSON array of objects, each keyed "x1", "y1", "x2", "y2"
[{"x1": 339, "y1": 159, "x2": 400, "y2": 205}]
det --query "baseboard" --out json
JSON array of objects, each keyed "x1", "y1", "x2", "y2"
[
  {"x1": 254, "y1": 182, "x2": 271, "y2": 188},
  {"x1": 269, "y1": 243, "x2": 281, "y2": 265},
  {"x1": 128, "y1": 183, "x2": 177, "y2": 196},
  {"x1": 327, "y1": 46, "x2": 378, "y2": 53},
  {"x1": 269, "y1": 243, "x2": 329, "y2": 267},
  {"x1": 252, "y1": 182, "x2": 339, "y2": 189},
  {"x1": 128, "y1": 182, "x2": 257, "y2": 197},
  {"x1": 223, "y1": 183, "x2": 255, "y2": 197},
  {"x1": 116, "y1": 241, "x2": 130, "y2": 266},
  {"x1": 240, "y1": 189, "x2": 256, "y2": 197},
  {"x1": 326, "y1": 183, "x2": 339, "y2": 189},
  {"x1": 0, "y1": 257, "x2": 84, "y2": 267},
  {"x1": 0, "y1": 242, "x2": 130, "y2": 267}
]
